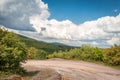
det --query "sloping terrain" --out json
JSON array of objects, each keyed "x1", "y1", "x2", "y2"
[
  {"x1": 17, "y1": 34, "x2": 74, "y2": 53},
  {"x1": 22, "y1": 59, "x2": 120, "y2": 80}
]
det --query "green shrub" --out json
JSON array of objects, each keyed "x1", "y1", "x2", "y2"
[
  {"x1": 103, "y1": 44, "x2": 120, "y2": 65},
  {"x1": 27, "y1": 47, "x2": 38, "y2": 59},
  {"x1": 0, "y1": 28, "x2": 27, "y2": 74},
  {"x1": 35, "y1": 49, "x2": 48, "y2": 59},
  {"x1": 48, "y1": 44, "x2": 103, "y2": 61}
]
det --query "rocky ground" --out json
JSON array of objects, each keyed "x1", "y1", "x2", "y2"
[{"x1": 21, "y1": 58, "x2": 120, "y2": 80}]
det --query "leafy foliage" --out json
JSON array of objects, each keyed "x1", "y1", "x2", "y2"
[
  {"x1": 27, "y1": 47, "x2": 38, "y2": 59},
  {"x1": 35, "y1": 49, "x2": 48, "y2": 59},
  {"x1": 0, "y1": 28, "x2": 27, "y2": 74},
  {"x1": 48, "y1": 44, "x2": 120, "y2": 66},
  {"x1": 48, "y1": 44, "x2": 103, "y2": 61},
  {"x1": 17, "y1": 35, "x2": 74, "y2": 59},
  {"x1": 27, "y1": 47, "x2": 48, "y2": 59},
  {"x1": 103, "y1": 44, "x2": 120, "y2": 65},
  {"x1": 18, "y1": 35, "x2": 74, "y2": 53}
]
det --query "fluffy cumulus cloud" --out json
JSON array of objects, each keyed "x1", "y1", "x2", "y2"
[
  {"x1": 30, "y1": 14, "x2": 120, "y2": 47},
  {"x1": 0, "y1": 0, "x2": 50, "y2": 30},
  {"x1": 0, "y1": 0, "x2": 120, "y2": 47}
]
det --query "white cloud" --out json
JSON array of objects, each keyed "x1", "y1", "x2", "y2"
[
  {"x1": 0, "y1": 0, "x2": 120, "y2": 47},
  {"x1": 30, "y1": 13, "x2": 120, "y2": 47},
  {"x1": 107, "y1": 37, "x2": 120, "y2": 45},
  {"x1": 0, "y1": 0, "x2": 50, "y2": 30}
]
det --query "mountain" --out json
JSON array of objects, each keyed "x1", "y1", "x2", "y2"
[
  {"x1": 17, "y1": 34, "x2": 74, "y2": 53},
  {"x1": 51, "y1": 42, "x2": 69, "y2": 46}
]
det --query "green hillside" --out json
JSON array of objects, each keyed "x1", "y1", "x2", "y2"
[{"x1": 17, "y1": 35, "x2": 74, "y2": 53}]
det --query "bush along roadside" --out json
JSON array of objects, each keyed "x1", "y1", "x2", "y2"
[
  {"x1": 0, "y1": 28, "x2": 27, "y2": 75},
  {"x1": 48, "y1": 44, "x2": 120, "y2": 66}
]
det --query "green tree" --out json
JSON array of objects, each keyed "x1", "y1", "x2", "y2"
[
  {"x1": 27, "y1": 47, "x2": 38, "y2": 59},
  {"x1": 36, "y1": 49, "x2": 48, "y2": 59},
  {"x1": 0, "y1": 28, "x2": 27, "y2": 74}
]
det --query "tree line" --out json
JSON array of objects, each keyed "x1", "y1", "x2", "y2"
[{"x1": 48, "y1": 44, "x2": 120, "y2": 66}]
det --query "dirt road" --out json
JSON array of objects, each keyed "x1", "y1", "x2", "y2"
[{"x1": 22, "y1": 58, "x2": 120, "y2": 80}]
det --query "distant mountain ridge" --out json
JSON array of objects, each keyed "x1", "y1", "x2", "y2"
[
  {"x1": 51, "y1": 42, "x2": 69, "y2": 46},
  {"x1": 17, "y1": 34, "x2": 75, "y2": 53}
]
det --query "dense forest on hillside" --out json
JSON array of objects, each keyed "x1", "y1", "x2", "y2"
[
  {"x1": 17, "y1": 35, "x2": 74, "y2": 59},
  {"x1": 18, "y1": 35, "x2": 74, "y2": 53}
]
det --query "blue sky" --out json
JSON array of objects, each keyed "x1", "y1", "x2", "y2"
[
  {"x1": 43, "y1": 0, "x2": 120, "y2": 24},
  {"x1": 0, "y1": 0, "x2": 120, "y2": 47}
]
